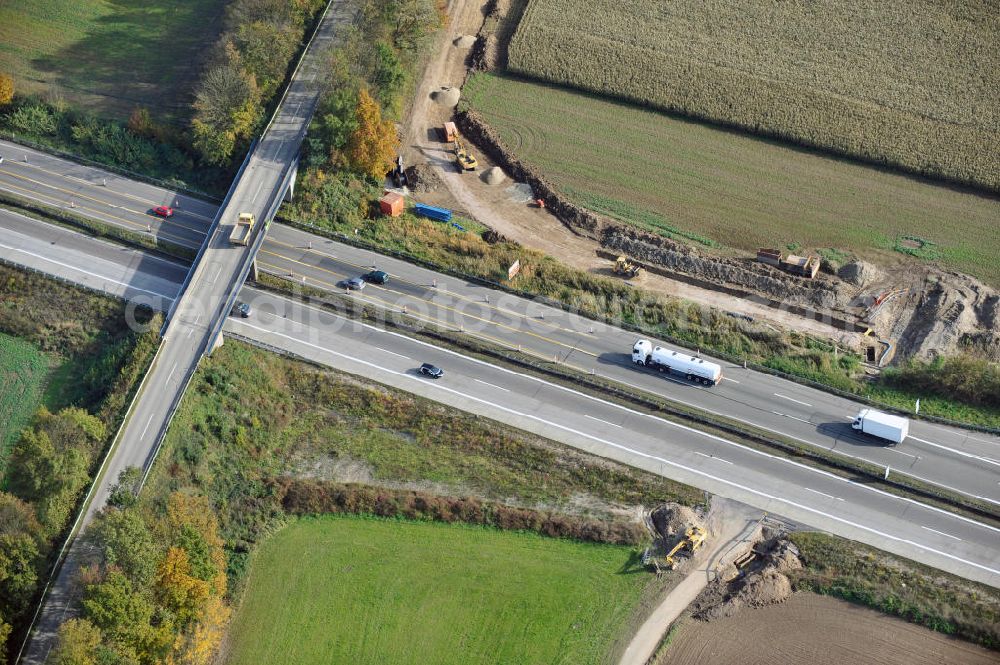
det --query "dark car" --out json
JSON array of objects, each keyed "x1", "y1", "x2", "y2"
[
  {"x1": 419, "y1": 363, "x2": 444, "y2": 378},
  {"x1": 339, "y1": 276, "x2": 366, "y2": 290},
  {"x1": 152, "y1": 205, "x2": 174, "y2": 218},
  {"x1": 231, "y1": 301, "x2": 251, "y2": 318},
  {"x1": 362, "y1": 270, "x2": 389, "y2": 285}
]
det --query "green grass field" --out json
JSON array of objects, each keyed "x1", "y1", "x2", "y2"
[
  {"x1": 508, "y1": 0, "x2": 999, "y2": 192},
  {"x1": 462, "y1": 73, "x2": 1000, "y2": 287},
  {"x1": 0, "y1": 0, "x2": 226, "y2": 122},
  {"x1": 0, "y1": 332, "x2": 50, "y2": 473},
  {"x1": 224, "y1": 516, "x2": 656, "y2": 665}
]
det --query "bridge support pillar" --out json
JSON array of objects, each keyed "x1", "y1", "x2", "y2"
[
  {"x1": 250, "y1": 258, "x2": 259, "y2": 283},
  {"x1": 283, "y1": 158, "x2": 298, "y2": 203},
  {"x1": 211, "y1": 331, "x2": 225, "y2": 352}
]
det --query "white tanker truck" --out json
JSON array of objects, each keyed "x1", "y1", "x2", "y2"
[{"x1": 632, "y1": 339, "x2": 723, "y2": 386}]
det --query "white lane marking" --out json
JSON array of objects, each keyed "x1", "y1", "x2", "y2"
[
  {"x1": 844, "y1": 415, "x2": 856, "y2": 420},
  {"x1": 231, "y1": 319, "x2": 1000, "y2": 577},
  {"x1": 888, "y1": 448, "x2": 917, "y2": 460},
  {"x1": 921, "y1": 526, "x2": 961, "y2": 542},
  {"x1": 723, "y1": 377, "x2": 740, "y2": 384},
  {"x1": 0, "y1": 241, "x2": 177, "y2": 301},
  {"x1": 585, "y1": 414, "x2": 622, "y2": 428},
  {"x1": 165, "y1": 363, "x2": 177, "y2": 385},
  {"x1": 805, "y1": 487, "x2": 844, "y2": 501},
  {"x1": 696, "y1": 452, "x2": 733, "y2": 465},
  {"x1": 475, "y1": 378, "x2": 509, "y2": 392},
  {"x1": 373, "y1": 346, "x2": 410, "y2": 361},
  {"x1": 248, "y1": 293, "x2": 1000, "y2": 535},
  {"x1": 252, "y1": 182, "x2": 264, "y2": 204},
  {"x1": 909, "y1": 435, "x2": 1000, "y2": 468},
  {"x1": 140, "y1": 413, "x2": 155, "y2": 439},
  {"x1": 786, "y1": 415, "x2": 811, "y2": 424},
  {"x1": 774, "y1": 393, "x2": 812, "y2": 407}
]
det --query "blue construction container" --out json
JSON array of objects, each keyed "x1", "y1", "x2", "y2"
[{"x1": 413, "y1": 203, "x2": 452, "y2": 222}]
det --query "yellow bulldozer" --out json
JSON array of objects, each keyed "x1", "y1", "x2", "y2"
[
  {"x1": 454, "y1": 137, "x2": 478, "y2": 172},
  {"x1": 614, "y1": 255, "x2": 643, "y2": 278},
  {"x1": 662, "y1": 526, "x2": 707, "y2": 569}
]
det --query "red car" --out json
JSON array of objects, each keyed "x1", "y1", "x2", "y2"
[{"x1": 152, "y1": 205, "x2": 174, "y2": 218}]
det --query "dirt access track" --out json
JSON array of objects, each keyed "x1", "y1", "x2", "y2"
[
  {"x1": 399, "y1": 0, "x2": 858, "y2": 346},
  {"x1": 660, "y1": 593, "x2": 998, "y2": 665}
]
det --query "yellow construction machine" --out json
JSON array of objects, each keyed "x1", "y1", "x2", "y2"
[
  {"x1": 614, "y1": 255, "x2": 643, "y2": 278},
  {"x1": 454, "y1": 137, "x2": 478, "y2": 172},
  {"x1": 662, "y1": 526, "x2": 707, "y2": 569}
]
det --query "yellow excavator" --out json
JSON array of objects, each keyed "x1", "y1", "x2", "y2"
[
  {"x1": 614, "y1": 255, "x2": 642, "y2": 278},
  {"x1": 454, "y1": 136, "x2": 478, "y2": 172},
  {"x1": 662, "y1": 526, "x2": 707, "y2": 569}
]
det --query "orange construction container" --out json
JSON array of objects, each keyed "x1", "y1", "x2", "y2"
[
  {"x1": 443, "y1": 121, "x2": 457, "y2": 142},
  {"x1": 380, "y1": 192, "x2": 405, "y2": 217}
]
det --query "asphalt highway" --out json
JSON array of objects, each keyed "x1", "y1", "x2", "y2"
[
  {"x1": 2, "y1": 147, "x2": 999, "y2": 503},
  {"x1": 3, "y1": 214, "x2": 999, "y2": 589}
]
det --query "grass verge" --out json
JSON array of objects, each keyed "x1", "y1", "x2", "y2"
[
  {"x1": 0, "y1": 332, "x2": 49, "y2": 472},
  {"x1": 790, "y1": 531, "x2": 1000, "y2": 649}
]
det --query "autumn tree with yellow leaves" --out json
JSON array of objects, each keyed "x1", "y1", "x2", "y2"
[{"x1": 346, "y1": 88, "x2": 399, "y2": 181}]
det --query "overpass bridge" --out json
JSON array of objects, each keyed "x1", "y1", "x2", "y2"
[{"x1": 19, "y1": 1, "x2": 357, "y2": 661}]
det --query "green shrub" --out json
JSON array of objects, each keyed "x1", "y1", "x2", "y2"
[{"x1": 5, "y1": 102, "x2": 58, "y2": 135}]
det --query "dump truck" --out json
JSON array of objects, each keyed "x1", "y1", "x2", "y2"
[
  {"x1": 757, "y1": 248, "x2": 820, "y2": 278},
  {"x1": 229, "y1": 212, "x2": 256, "y2": 246},
  {"x1": 632, "y1": 339, "x2": 723, "y2": 386},
  {"x1": 851, "y1": 408, "x2": 909, "y2": 445},
  {"x1": 613, "y1": 256, "x2": 642, "y2": 278}
]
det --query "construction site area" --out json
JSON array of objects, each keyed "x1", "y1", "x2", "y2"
[{"x1": 387, "y1": 0, "x2": 999, "y2": 375}]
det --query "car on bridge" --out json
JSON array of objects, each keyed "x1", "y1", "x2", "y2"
[{"x1": 152, "y1": 205, "x2": 174, "y2": 218}]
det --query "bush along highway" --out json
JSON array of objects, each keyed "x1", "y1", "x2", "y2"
[{"x1": 253, "y1": 273, "x2": 1000, "y2": 525}]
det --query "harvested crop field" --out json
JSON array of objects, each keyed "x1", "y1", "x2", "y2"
[
  {"x1": 0, "y1": 0, "x2": 226, "y2": 122},
  {"x1": 508, "y1": 0, "x2": 1000, "y2": 192},
  {"x1": 223, "y1": 516, "x2": 658, "y2": 665},
  {"x1": 462, "y1": 73, "x2": 1000, "y2": 287},
  {"x1": 661, "y1": 593, "x2": 998, "y2": 665}
]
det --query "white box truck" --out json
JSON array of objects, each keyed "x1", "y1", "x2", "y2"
[
  {"x1": 851, "y1": 409, "x2": 909, "y2": 445},
  {"x1": 632, "y1": 339, "x2": 722, "y2": 386}
]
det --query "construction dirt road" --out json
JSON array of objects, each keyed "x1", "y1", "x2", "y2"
[
  {"x1": 399, "y1": 0, "x2": 859, "y2": 345},
  {"x1": 618, "y1": 499, "x2": 761, "y2": 665},
  {"x1": 660, "y1": 593, "x2": 999, "y2": 665}
]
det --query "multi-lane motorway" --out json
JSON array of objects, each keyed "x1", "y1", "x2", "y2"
[
  {"x1": 2, "y1": 209, "x2": 999, "y2": 590},
  {"x1": 2, "y1": 139, "x2": 999, "y2": 505}
]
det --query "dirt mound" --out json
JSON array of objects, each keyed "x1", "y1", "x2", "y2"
[
  {"x1": 453, "y1": 34, "x2": 476, "y2": 48},
  {"x1": 650, "y1": 504, "x2": 704, "y2": 539},
  {"x1": 839, "y1": 260, "x2": 885, "y2": 288},
  {"x1": 482, "y1": 166, "x2": 507, "y2": 185},
  {"x1": 699, "y1": 570, "x2": 793, "y2": 621},
  {"x1": 405, "y1": 164, "x2": 444, "y2": 193},
  {"x1": 605, "y1": 226, "x2": 848, "y2": 310},
  {"x1": 896, "y1": 270, "x2": 1000, "y2": 361},
  {"x1": 431, "y1": 86, "x2": 461, "y2": 107}
]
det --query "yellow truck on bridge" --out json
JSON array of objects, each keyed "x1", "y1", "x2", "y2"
[{"x1": 229, "y1": 212, "x2": 256, "y2": 246}]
